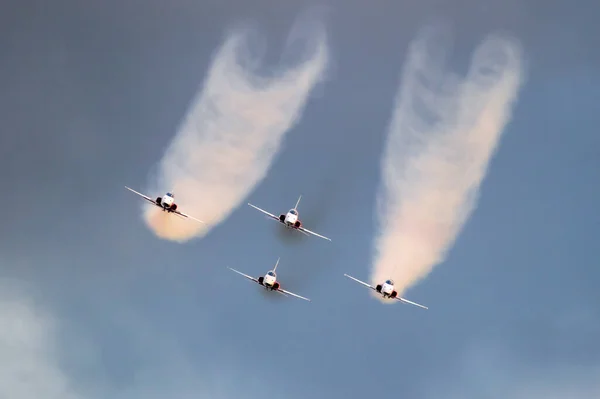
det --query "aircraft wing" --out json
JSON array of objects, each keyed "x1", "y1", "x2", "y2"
[
  {"x1": 298, "y1": 226, "x2": 331, "y2": 241},
  {"x1": 395, "y1": 296, "x2": 429, "y2": 310},
  {"x1": 125, "y1": 186, "x2": 158, "y2": 206},
  {"x1": 247, "y1": 203, "x2": 279, "y2": 221},
  {"x1": 172, "y1": 209, "x2": 205, "y2": 224},
  {"x1": 343, "y1": 274, "x2": 377, "y2": 291},
  {"x1": 277, "y1": 288, "x2": 311, "y2": 302},
  {"x1": 228, "y1": 267, "x2": 260, "y2": 284}
]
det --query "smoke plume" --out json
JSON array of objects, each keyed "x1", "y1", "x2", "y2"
[
  {"x1": 143, "y1": 17, "x2": 329, "y2": 242},
  {"x1": 371, "y1": 28, "x2": 524, "y2": 299}
]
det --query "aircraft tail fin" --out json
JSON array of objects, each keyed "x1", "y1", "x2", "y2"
[{"x1": 294, "y1": 195, "x2": 302, "y2": 210}]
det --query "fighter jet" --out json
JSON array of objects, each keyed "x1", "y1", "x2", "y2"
[
  {"x1": 125, "y1": 186, "x2": 204, "y2": 223},
  {"x1": 247, "y1": 195, "x2": 331, "y2": 241},
  {"x1": 228, "y1": 258, "x2": 311, "y2": 302},
  {"x1": 344, "y1": 274, "x2": 428, "y2": 309}
]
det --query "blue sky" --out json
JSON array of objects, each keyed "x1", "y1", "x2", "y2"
[{"x1": 1, "y1": 1, "x2": 599, "y2": 398}]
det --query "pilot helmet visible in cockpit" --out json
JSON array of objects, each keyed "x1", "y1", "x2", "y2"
[
  {"x1": 385, "y1": 279, "x2": 394, "y2": 285},
  {"x1": 267, "y1": 271, "x2": 275, "y2": 277},
  {"x1": 289, "y1": 209, "x2": 298, "y2": 215}
]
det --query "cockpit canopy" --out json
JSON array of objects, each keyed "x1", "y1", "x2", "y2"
[
  {"x1": 166, "y1": 192, "x2": 174, "y2": 198},
  {"x1": 267, "y1": 271, "x2": 276, "y2": 277},
  {"x1": 289, "y1": 209, "x2": 298, "y2": 215},
  {"x1": 385, "y1": 279, "x2": 394, "y2": 285}
]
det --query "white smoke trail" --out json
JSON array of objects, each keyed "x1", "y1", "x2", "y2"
[
  {"x1": 371, "y1": 28, "x2": 525, "y2": 300},
  {"x1": 143, "y1": 17, "x2": 329, "y2": 242}
]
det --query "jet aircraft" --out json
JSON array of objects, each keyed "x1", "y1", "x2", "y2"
[
  {"x1": 125, "y1": 186, "x2": 204, "y2": 223},
  {"x1": 228, "y1": 258, "x2": 311, "y2": 302},
  {"x1": 247, "y1": 195, "x2": 331, "y2": 241},
  {"x1": 343, "y1": 274, "x2": 428, "y2": 309}
]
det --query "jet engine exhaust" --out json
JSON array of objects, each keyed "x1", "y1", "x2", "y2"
[
  {"x1": 371, "y1": 27, "x2": 525, "y2": 301},
  {"x1": 143, "y1": 14, "x2": 329, "y2": 242}
]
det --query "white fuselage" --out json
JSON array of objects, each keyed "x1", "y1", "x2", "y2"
[
  {"x1": 284, "y1": 210, "x2": 298, "y2": 225},
  {"x1": 263, "y1": 272, "x2": 277, "y2": 287},
  {"x1": 162, "y1": 194, "x2": 174, "y2": 208},
  {"x1": 381, "y1": 282, "x2": 394, "y2": 296}
]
